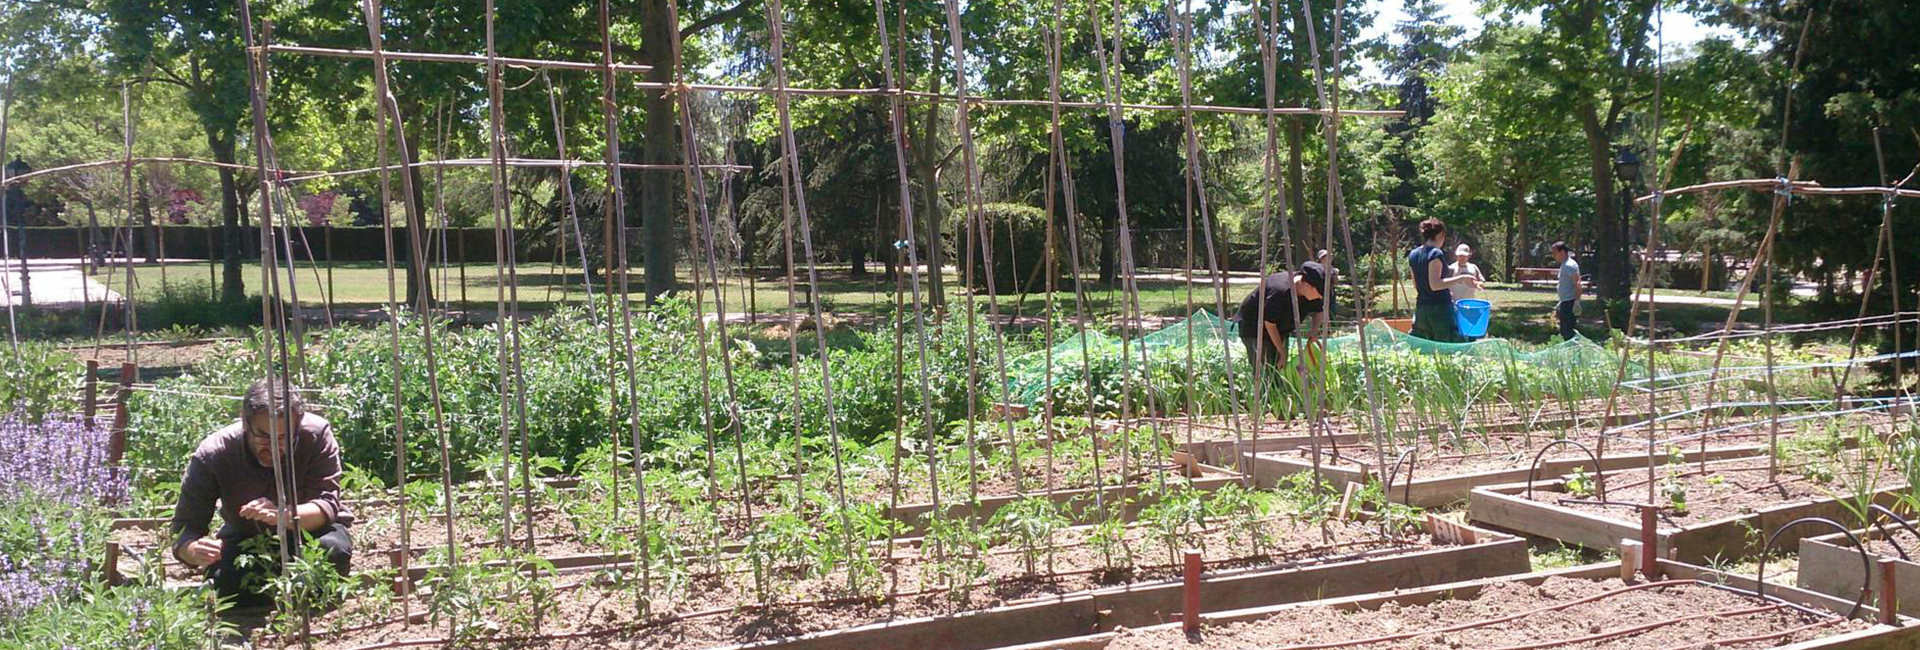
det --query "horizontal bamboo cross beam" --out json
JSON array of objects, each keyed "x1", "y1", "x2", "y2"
[
  {"x1": 266, "y1": 44, "x2": 655, "y2": 74},
  {"x1": 1636, "y1": 178, "x2": 1920, "y2": 203},
  {"x1": 278, "y1": 157, "x2": 751, "y2": 183},
  {"x1": 264, "y1": 43, "x2": 1403, "y2": 118},
  {"x1": 0, "y1": 156, "x2": 745, "y2": 187}
]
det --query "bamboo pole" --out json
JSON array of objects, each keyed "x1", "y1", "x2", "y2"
[
  {"x1": 1635, "y1": 179, "x2": 1920, "y2": 203},
  {"x1": 0, "y1": 156, "x2": 742, "y2": 188},
  {"x1": 235, "y1": 5, "x2": 308, "y2": 645},
  {"x1": 0, "y1": 68, "x2": 18, "y2": 352}
]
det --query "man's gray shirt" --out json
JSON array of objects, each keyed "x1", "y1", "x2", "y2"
[{"x1": 1558, "y1": 258, "x2": 1581, "y2": 302}]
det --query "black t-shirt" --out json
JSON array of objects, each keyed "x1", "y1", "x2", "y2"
[
  {"x1": 1235, "y1": 271, "x2": 1323, "y2": 340},
  {"x1": 1408, "y1": 245, "x2": 1452, "y2": 306}
]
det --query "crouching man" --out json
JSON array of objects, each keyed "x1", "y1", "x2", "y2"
[{"x1": 171, "y1": 378, "x2": 354, "y2": 608}]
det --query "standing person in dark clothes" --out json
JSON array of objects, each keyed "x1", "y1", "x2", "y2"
[
  {"x1": 1552, "y1": 241, "x2": 1583, "y2": 341},
  {"x1": 1407, "y1": 218, "x2": 1482, "y2": 342},
  {"x1": 1233, "y1": 261, "x2": 1330, "y2": 371},
  {"x1": 171, "y1": 379, "x2": 353, "y2": 609}
]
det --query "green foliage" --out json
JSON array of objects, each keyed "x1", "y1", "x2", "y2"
[
  {"x1": 0, "y1": 341, "x2": 81, "y2": 422},
  {"x1": 1139, "y1": 483, "x2": 1208, "y2": 564},
  {"x1": 2, "y1": 554, "x2": 234, "y2": 650},
  {"x1": 420, "y1": 551, "x2": 557, "y2": 644},
  {"x1": 1206, "y1": 483, "x2": 1272, "y2": 556},
  {"x1": 231, "y1": 534, "x2": 372, "y2": 639},
  {"x1": 1564, "y1": 465, "x2": 1595, "y2": 498},
  {"x1": 923, "y1": 517, "x2": 991, "y2": 610},
  {"x1": 1354, "y1": 479, "x2": 1424, "y2": 537},
  {"x1": 121, "y1": 300, "x2": 995, "y2": 501},
  {"x1": 991, "y1": 497, "x2": 1068, "y2": 576},
  {"x1": 1273, "y1": 471, "x2": 1338, "y2": 523}
]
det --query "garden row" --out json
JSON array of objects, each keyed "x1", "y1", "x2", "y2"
[{"x1": 2, "y1": 304, "x2": 1900, "y2": 649}]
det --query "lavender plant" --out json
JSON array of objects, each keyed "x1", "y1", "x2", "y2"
[{"x1": 0, "y1": 411, "x2": 125, "y2": 621}]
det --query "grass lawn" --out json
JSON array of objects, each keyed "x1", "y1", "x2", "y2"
[{"x1": 86, "y1": 261, "x2": 1803, "y2": 347}]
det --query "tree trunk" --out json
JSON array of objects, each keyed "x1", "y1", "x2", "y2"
[
  {"x1": 1287, "y1": 7, "x2": 1313, "y2": 265},
  {"x1": 1512, "y1": 177, "x2": 1531, "y2": 279},
  {"x1": 83, "y1": 199, "x2": 104, "y2": 270},
  {"x1": 638, "y1": 0, "x2": 677, "y2": 302},
  {"x1": 1285, "y1": 119, "x2": 1311, "y2": 265},
  {"x1": 1577, "y1": 104, "x2": 1627, "y2": 302},
  {"x1": 209, "y1": 129, "x2": 245, "y2": 305},
  {"x1": 1098, "y1": 217, "x2": 1117, "y2": 284},
  {"x1": 399, "y1": 120, "x2": 434, "y2": 308},
  {"x1": 138, "y1": 172, "x2": 157, "y2": 263},
  {"x1": 1503, "y1": 191, "x2": 1515, "y2": 282},
  {"x1": 913, "y1": 38, "x2": 947, "y2": 311}
]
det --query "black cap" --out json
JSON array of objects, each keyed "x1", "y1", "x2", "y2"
[{"x1": 1296, "y1": 261, "x2": 1328, "y2": 289}]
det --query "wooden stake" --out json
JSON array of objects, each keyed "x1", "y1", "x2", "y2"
[
  {"x1": 1881, "y1": 557, "x2": 1900, "y2": 626},
  {"x1": 1639, "y1": 505, "x2": 1659, "y2": 579},
  {"x1": 103, "y1": 541, "x2": 121, "y2": 586},
  {"x1": 1182, "y1": 548, "x2": 1202, "y2": 634},
  {"x1": 105, "y1": 362, "x2": 134, "y2": 469},
  {"x1": 83, "y1": 359, "x2": 99, "y2": 423},
  {"x1": 1619, "y1": 539, "x2": 1643, "y2": 582}
]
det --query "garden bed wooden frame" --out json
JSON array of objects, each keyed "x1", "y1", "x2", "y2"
[
  {"x1": 972, "y1": 559, "x2": 1920, "y2": 650},
  {"x1": 1469, "y1": 469, "x2": 1906, "y2": 563},
  {"x1": 1249, "y1": 443, "x2": 1768, "y2": 507},
  {"x1": 1798, "y1": 527, "x2": 1920, "y2": 618},
  {"x1": 702, "y1": 520, "x2": 1529, "y2": 650},
  {"x1": 884, "y1": 452, "x2": 1245, "y2": 533}
]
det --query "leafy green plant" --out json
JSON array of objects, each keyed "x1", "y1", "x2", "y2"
[
  {"x1": 1273, "y1": 471, "x2": 1337, "y2": 523},
  {"x1": 420, "y1": 551, "x2": 557, "y2": 644},
  {"x1": 1207, "y1": 484, "x2": 1272, "y2": 556},
  {"x1": 1140, "y1": 484, "x2": 1207, "y2": 564},
  {"x1": 1565, "y1": 466, "x2": 1596, "y2": 498},
  {"x1": 992, "y1": 497, "x2": 1068, "y2": 576},
  {"x1": 1824, "y1": 429, "x2": 1889, "y2": 530},
  {"x1": 0, "y1": 341, "x2": 81, "y2": 422},
  {"x1": 924, "y1": 516, "x2": 991, "y2": 610},
  {"x1": 5, "y1": 548, "x2": 235, "y2": 650},
  {"x1": 1085, "y1": 497, "x2": 1134, "y2": 575},
  {"x1": 1662, "y1": 478, "x2": 1689, "y2": 515},
  {"x1": 1354, "y1": 479, "x2": 1423, "y2": 537}
]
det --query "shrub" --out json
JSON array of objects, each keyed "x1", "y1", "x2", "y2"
[
  {"x1": 0, "y1": 341, "x2": 81, "y2": 422},
  {"x1": 0, "y1": 412, "x2": 126, "y2": 623}
]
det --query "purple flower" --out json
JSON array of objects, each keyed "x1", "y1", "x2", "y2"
[{"x1": 0, "y1": 411, "x2": 123, "y2": 620}]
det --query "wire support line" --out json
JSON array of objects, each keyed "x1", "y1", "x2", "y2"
[
  {"x1": 1642, "y1": 312, "x2": 1920, "y2": 345},
  {"x1": 1613, "y1": 397, "x2": 1919, "y2": 448},
  {"x1": 1601, "y1": 395, "x2": 1920, "y2": 436}
]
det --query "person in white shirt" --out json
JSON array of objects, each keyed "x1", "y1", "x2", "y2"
[{"x1": 1447, "y1": 244, "x2": 1486, "y2": 301}]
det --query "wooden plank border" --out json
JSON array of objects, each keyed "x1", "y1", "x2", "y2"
[
  {"x1": 1798, "y1": 528, "x2": 1920, "y2": 618},
  {"x1": 1469, "y1": 473, "x2": 1906, "y2": 563},
  {"x1": 975, "y1": 560, "x2": 1920, "y2": 650},
  {"x1": 708, "y1": 524, "x2": 1530, "y2": 650},
  {"x1": 1249, "y1": 443, "x2": 1766, "y2": 505}
]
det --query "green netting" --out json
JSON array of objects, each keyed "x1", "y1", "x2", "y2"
[{"x1": 1003, "y1": 310, "x2": 1633, "y2": 412}]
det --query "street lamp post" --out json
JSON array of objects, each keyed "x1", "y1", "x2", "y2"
[
  {"x1": 1613, "y1": 150, "x2": 1641, "y2": 297},
  {"x1": 3, "y1": 156, "x2": 29, "y2": 306}
]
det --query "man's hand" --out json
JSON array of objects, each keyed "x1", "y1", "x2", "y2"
[
  {"x1": 182, "y1": 536, "x2": 223, "y2": 567},
  {"x1": 239, "y1": 497, "x2": 282, "y2": 527}
]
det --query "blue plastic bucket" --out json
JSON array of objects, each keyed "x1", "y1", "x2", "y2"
[{"x1": 1455, "y1": 299, "x2": 1491, "y2": 338}]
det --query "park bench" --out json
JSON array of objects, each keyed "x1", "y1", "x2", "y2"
[{"x1": 1513, "y1": 266, "x2": 1592, "y2": 291}]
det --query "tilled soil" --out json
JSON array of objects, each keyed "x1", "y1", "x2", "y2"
[
  {"x1": 1103, "y1": 577, "x2": 1866, "y2": 650},
  {"x1": 1261, "y1": 408, "x2": 1831, "y2": 481},
  {"x1": 1534, "y1": 455, "x2": 1905, "y2": 527},
  {"x1": 1856, "y1": 526, "x2": 1920, "y2": 560},
  {"x1": 299, "y1": 517, "x2": 1430, "y2": 649}
]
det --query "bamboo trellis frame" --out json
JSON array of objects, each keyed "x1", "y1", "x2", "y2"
[{"x1": 7, "y1": 0, "x2": 1914, "y2": 646}]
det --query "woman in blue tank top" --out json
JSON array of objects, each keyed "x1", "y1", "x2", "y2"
[{"x1": 1407, "y1": 218, "x2": 1482, "y2": 342}]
